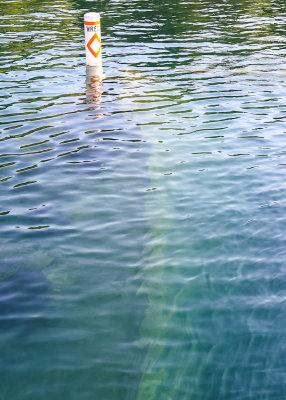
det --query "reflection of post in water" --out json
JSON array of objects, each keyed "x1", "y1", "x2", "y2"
[{"x1": 86, "y1": 66, "x2": 103, "y2": 107}]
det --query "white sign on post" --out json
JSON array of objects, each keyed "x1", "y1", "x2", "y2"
[{"x1": 84, "y1": 12, "x2": 104, "y2": 77}]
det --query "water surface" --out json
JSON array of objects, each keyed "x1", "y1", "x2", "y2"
[{"x1": 1, "y1": 0, "x2": 286, "y2": 398}]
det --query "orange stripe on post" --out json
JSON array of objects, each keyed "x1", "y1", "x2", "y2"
[{"x1": 84, "y1": 21, "x2": 100, "y2": 25}]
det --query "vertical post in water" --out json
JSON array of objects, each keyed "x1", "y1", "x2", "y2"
[{"x1": 84, "y1": 12, "x2": 104, "y2": 77}]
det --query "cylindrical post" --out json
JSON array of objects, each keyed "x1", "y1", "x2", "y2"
[{"x1": 84, "y1": 12, "x2": 104, "y2": 77}]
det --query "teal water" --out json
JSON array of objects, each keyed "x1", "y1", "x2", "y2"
[{"x1": 1, "y1": 0, "x2": 286, "y2": 398}]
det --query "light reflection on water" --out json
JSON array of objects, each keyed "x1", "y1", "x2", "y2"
[{"x1": 1, "y1": 0, "x2": 286, "y2": 398}]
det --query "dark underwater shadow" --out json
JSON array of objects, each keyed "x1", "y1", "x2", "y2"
[{"x1": 0, "y1": 267, "x2": 50, "y2": 334}]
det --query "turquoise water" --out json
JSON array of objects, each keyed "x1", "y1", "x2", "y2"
[{"x1": 1, "y1": 0, "x2": 286, "y2": 398}]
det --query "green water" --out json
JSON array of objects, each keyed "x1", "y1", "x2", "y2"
[{"x1": 1, "y1": 0, "x2": 286, "y2": 398}]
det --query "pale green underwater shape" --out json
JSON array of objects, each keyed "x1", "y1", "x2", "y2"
[{"x1": 120, "y1": 71, "x2": 190, "y2": 399}]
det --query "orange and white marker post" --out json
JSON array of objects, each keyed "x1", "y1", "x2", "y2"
[{"x1": 84, "y1": 12, "x2": 104, "y2": 77}]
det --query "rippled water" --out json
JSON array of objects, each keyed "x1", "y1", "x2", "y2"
[{"x1": 1, "y1": 0, "x2": 286, "y2": 398}]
